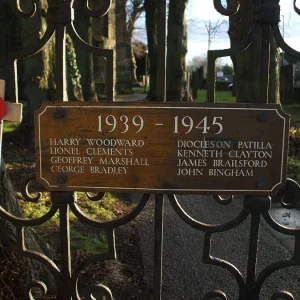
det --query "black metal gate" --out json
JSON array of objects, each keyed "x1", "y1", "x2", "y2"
[{"x1": 1, "y1": 0, "x2": 300, "y2": 299}]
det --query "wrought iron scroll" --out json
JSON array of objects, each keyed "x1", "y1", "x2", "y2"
[
  {"x1": 2, "y1": 0, "x2": 300, "y2": 299},
  {"x1": 3, "y1": 0, "x2": 120, "y2": 298},
  {"x1": 8, "y1": 0, "x2": 114, "y2": 103},
  {"x1": 168, "y1": 194, "x2": 300, "y2": 299},
  {"x1": 0, "y1": 187, "x2": 150, "y2": 299},
  {"x1": 203, "y1": 0, "x2": 300, "y2": 299},
  {"x1": 213, "y1": 0, "x2": 240, "y2": 17}
]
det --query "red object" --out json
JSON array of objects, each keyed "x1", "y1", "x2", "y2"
[{"x1": 0, "y1": 98, "x2": 6, "y2": 121}]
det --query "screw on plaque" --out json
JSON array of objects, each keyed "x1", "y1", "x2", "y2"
[
  {"x1": 256, "y1": 112, "x2": 268, "y2": 122},
  {"x1": 57, "y1": 174, "x2": 67, "y2": 185},
  {"x1": 55, "y1": 108, "x2": 65, "y2": 119},
  {"x1": 256, "y1": 178, "x2": 265, "y2": 188}
]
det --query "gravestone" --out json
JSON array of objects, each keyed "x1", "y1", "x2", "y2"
[
  {"x1": 280, "y1": 64, "x2": 294, "y2": 104},
  {"x1": 198, "y1": 66, "x2": 204, "y2": 88},
  {"x1": 192, "y1": 71, "x2": 199, "y2": 99}
]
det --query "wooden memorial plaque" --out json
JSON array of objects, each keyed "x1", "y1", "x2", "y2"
[{"x1": 35, "y1": 102, "x2": 290, "y2": 195}]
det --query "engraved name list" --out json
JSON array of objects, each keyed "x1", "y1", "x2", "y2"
[{"x1": 35, "y1": 102, "x2": 289, "y2": 195}]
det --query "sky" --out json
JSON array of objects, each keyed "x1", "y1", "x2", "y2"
[
  {"x1": 186, "y1": 0, "x2": 300, "y2": 64},
  {"x1": 133, "y1": 1, "x2": 300, "y2": 66}
]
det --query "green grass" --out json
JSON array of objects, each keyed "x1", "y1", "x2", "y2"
[
  {"x1": 75, "y1": 192, "x2": 117, "y2": 221},
  {"x1": 71, "y1": 229, "x2": 108, "y2": 254},
  {"x1": 281, "y1": 104, "x2": 300, "y2": 128},
  {"x1": 287, "y1": 157, "x2": 300, "y2": 183},
  {"x1": 132, "y1": 86, "x2": 148, "y2": 94},
  {"x1": 190, "y1": 89, "x2": 236, "y2": 103},
  {"x1": 20, "y1": 192, "x2": 119, "y2": 223},
  {"x1": 19, "y1": 192, "x2": 119, "y2": 256},
  {"x1": 3, "y1": 122, "x2": 19, "y2": 133},
  {"x1": 191, "y1": 90, "x2": 300, "y2": 129},
  {"x1": 114, "y1": 86, "x2": 148, "y2": 100}
]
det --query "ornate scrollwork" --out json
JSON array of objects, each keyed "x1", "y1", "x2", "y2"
[
  {"x1": 213, "y1": 0, "x2": 240, "y2": 16},
  {"x1": 294, "y1": 0, "x2": 300, "y2": 15},
  {"x1": 202, "y1": 290, "x2": 227, "y2": 300},
  {"x1": 85, "y1": 192, "x2": 105, "y2": 201},
  {"x1": 21, "y1": 173, "x2": 42, "y2": 203},
  {"x1": 78, "y1": 0, "x2": 112, "y2": 18},
  {"x1": 89, "y1": 284, "x2": 113, "y2": 300},
  {"x1": 271, "y1": 291, "x2": 295, "y2": 300},
  {"x1": 213, "y1": 195, "x2": 233, "y2": 205},
  {"x1": 25, "y1": 281, "x2": 47, "y2": 300},
  {"x1": 10, "y1": 0, "x2": 37, "y2": 18},
  {"x1": 71, "y1": 252, "x2": 115, "y2": 298},
  {"x1": 5, "y1": 0, "x2": 300, "y2": 298},
  {"x1": 273, "y1": 179, "x2": 300, "y2": 209}
]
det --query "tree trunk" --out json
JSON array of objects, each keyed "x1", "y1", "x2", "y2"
[
  {"x1": 74, "y1": 2, "x2": 98, "y2": 101},
  {"x1": 0, "y1": 160, "x2": 56, "y2": 295},
  {"x1": 130, "y1": 43, "x2": 139, "y2": 84},
  {"x1": 115, "y1": 0, "x2": 133, "y2": 94},
  {"x1": 22, "y1": 0, "x2": 55, "y2": 124},
  {"x1": 144, "y1": 0, "x2": 158, "y2": 100},
  {"x1": 126, "y1": 2, "x2": 144, "y2": 87},
  {"x1": 227, "y1": 0, "x2": 279, "y2": 103},
  {"x1": 166, "y1": 0, "x2": 191, "y2": 102},
  {"x1": 66, "y1": 35, "x2": 84, "y2": 101}
]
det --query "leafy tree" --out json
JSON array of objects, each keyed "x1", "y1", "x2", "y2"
[
  {"x1": 222, "y1": 63, "x2": 233, "y2": 76},
  {"x1": 187, "y1": 55, "x2": 208, "y2": 73}
]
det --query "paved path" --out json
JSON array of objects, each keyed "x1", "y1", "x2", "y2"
[{"x1": 129, "y1": 194, "x2": 300, "y2": 299}]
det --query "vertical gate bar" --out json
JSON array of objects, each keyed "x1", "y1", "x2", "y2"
[
  {"x1": 294, "y1": 232, "x2": 300, "y2": 262},
  {"x1": 153, "y1": 194, "x2": 164, "y2": 300},
  {"x1": 259, "y1": 24, "x2": 271, "y2": 104},
  {"x1": 107, "y1": 228, "x2": 117, "y2": 259},
  {"x1": 55, "y1": 24, "x2": 67, "y2": 102},
  {"x1": 9, "y1": 60, "x2": 18, "y2": 102},
  {"x1": 246, "y1": 213, "x2": 260, "y2": 285},
  {"x1": 244, "y1": 210, "x2": 261, "y2": 300},
  {"x1": 206, "y1": 51, "x2": 216, "y2": 103},
  {"x1": 53, "y1": 192, "x2": 72, "y2": 299},
  {"x1": 106, "y1": 52, "x2": 114, "y2": 101},
  {"x1": 156, "y1": 0, "x2": 167, "y2": 102}
]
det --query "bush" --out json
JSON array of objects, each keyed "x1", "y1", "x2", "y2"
[{"x1": 289, "y1": 127, "x2": 300, "y2": 157}]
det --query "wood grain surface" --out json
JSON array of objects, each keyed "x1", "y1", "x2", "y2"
[{"x1": 35, "y1": 102, "x2": 290, "y2": 195}]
